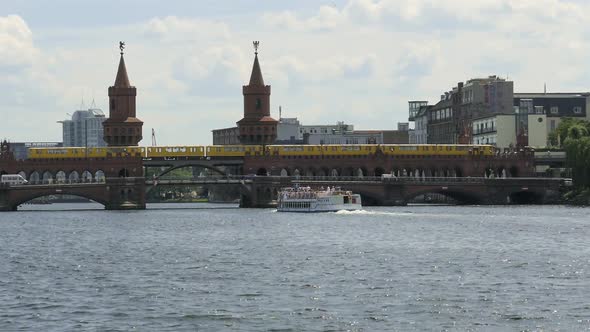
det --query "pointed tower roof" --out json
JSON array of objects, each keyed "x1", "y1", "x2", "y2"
[
  {"x1": 114, "y1": 54, "x2": 131, "y2": 87},
  {"x1": 248, "y1": 41, "x2": 265, "y2": 86},
  {"x1": 248, "y1": 53, "x2": 265, "y2": 86}
]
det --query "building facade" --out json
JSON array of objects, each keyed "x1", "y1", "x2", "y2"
[
  {"x1": 212, "y1": 127, "x2": 240, "y2": 145},
  {"x1": 472, "y1": 114, "x2": 515, "y2": 148},
  {"x1": 410, "y1": 75, "x2": 515, "y2": 145},
  {"x1": 514, "y1": 92, "x2": 590, "y2": 146},
  {"x1": 60, "y1": 109, "x2": 106, "y2": 147},
  {"x1": 277, "y1": 117, "x2": 302, "y2": 142},
  {"x1": 411, "y1": 105, "x2": 429, "y2": 144}
]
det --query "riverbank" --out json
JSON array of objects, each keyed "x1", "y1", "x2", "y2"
[{"x1": 563, "y1": 188, "x2": 590, "y2": 206}]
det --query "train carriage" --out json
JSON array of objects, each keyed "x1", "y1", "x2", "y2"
[
  {"x1": 323, "y1": 144, "x2": 379, "y2": 156},
  {"x1": 146, "y1": 146, "x2": 205, "y2": 159},
  {"x1": 267, "y1": 145, "x2": 323, "y2": 157},
  {"x1": 28, "y1": 147, "x2": 86, "y2": 159},
  {"x1": 380, "y1": 144, "x2": 495, "y2": 157},
  {"x1": 206, "y1": 145, "x2": 263, "y2": 158}
]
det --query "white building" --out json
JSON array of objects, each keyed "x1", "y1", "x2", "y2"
[
  {"x1": 307, "y1": 131, "x2": 382, "y2": 145},
  {"x1": 472, "y1": 114, "x2": 515, "y2": 147},
  {"x1": 60, "y1": 108, "x2": 107, "y2": 147},
  {"x1": 300, "y1": 121, "x2": 354, "y2": 138},
  {"x1": 276, "y1": 117, "x2": 301, "y2": 141},
  {"x1": 412, "y1": 107, "x2": 429, "y2": 144},
  {"x1": 527, "y1": 114, "x2": 548, "y2": 148}
]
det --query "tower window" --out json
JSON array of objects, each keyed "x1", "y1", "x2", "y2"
[
  {"x1": 110, "y1": 99, "x2": 116, "y2": 110},
  {"x1": 256, "y1": 98, "x2": 262, "y2": 110}
]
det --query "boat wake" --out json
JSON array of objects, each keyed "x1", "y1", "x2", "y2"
[{"x1": 333, "y1": 209, "x2": 413, "y2": 216}]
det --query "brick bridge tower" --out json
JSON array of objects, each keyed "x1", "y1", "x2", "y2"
[
  {"x1": 103, "y1": 41, "x2": 143, "y2": 146},
  {"x1": 237, "y1": 41, "x2": 277, "y2": 144}
]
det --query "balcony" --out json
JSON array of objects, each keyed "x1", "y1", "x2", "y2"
[{"x1": 472, "y1": 127, "x2": 496, "y2": 135}]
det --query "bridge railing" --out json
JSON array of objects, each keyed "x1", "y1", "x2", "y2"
[
  {"x1": 139, "y1": 175, "x2": 572, "y2": 185},
  {"x1": 23, "y1": 179, "x2": 106, "y2": 186}
]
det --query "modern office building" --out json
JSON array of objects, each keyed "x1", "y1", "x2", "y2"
[{"x1": 59, "y1": 108, "x2": 107, "y2": 147}]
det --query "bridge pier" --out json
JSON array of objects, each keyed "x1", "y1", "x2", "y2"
[
  {"x1": 240, "y1": 177, "x2": 290, "y2": 208},
  {"x1": 104, "y1": 178, "x2": 146, "y2": 210},
  {"x1": 0, "y1": 186, "x2": 16, "y2": 211}
]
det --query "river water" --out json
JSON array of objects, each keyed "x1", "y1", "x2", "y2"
[{"x1": 1, "y1": 204, "x2": 589, "y2": 331}]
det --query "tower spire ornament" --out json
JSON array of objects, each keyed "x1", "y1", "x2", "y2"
[
  {"x1": 253, "y1": 41, "x2": 259, "y2": 55},
  {"x1": 119, "y1": 41, "x2": 125, "y2": 55}
]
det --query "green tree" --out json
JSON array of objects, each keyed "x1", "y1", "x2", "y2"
[
  {"x1": 564, "y1": 128, "x2": 590, "y2": 188},
  {"x1": 550, "y1": 118, "x2": 587, "y2": 147}
]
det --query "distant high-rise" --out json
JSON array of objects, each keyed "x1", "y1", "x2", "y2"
[{"x1": 59, "y1": 107, "x2": 107, "y2": 147}]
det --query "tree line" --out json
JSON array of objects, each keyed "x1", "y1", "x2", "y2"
[{"x1": 549, "y1": 118, "x2": 590, "y2": 188}]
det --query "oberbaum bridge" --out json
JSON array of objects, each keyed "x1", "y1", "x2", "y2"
[{"x1": 0, "y1": 42, "x2": 567, "y2": 211}]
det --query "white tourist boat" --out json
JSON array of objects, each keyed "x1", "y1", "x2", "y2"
[{"x1": 277, "y1": 186, "x2": 362, "y2": 212}]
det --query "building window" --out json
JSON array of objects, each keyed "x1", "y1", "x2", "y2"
[
  {"x1": 550, "y1": 120, "x2": 556, "y2": 131},
  {"x1": 573, "y1": 106, "x2": 582, "y2": 114},
  {"x1": 550, "y1": 106, "x2": 558, "y2": 114}
]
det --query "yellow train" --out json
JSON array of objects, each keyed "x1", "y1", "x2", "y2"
[
  {"x1": 27, "y1": 144, "x2": 496, "y2": 160},
  {"x1": 28, "y1": 147, "x2": 145, "y2": 159},
  {"x1": 267, "y1": 144, "x2": 380, "y2": 156},
  {"x1": 380, "y1": 144, "x2": 495, "y2": 156},
  {"x1": 206, "y1": 145, "x2": 263, "y2": 157},
  {"x1": 146, "y1": 146, "x2": 204, "y2": 159}
]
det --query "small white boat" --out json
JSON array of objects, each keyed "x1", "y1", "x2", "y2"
[{"x1": 277, "y1": 186, "x2": 362, "y2": 212}]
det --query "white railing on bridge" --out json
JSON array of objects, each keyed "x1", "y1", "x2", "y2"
[{"x1": 139, "y1": 175, "x2": 571, "y2": 185}]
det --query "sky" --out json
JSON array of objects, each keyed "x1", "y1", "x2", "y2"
[{"x1": 1, "y1": 0, "x2": 590, "y2": 145}]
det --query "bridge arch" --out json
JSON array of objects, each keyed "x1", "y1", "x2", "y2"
[
  {"x1": 509, "y1": 166, "x2": 519, "y2": 178},
  {"x1": 95, "y1": 170, "x2": 105, "y2": 182},
  {"x1": 29, "y1": 171, "x2": 40, "y2": 183},
  {"x1": 150, "y1": 163, "x2": 227, "y2": 180},
  {"x1": 118, "y1": 168, "x2": 130, "y2": 177},
  {"x1": 42, "y1": 171, "x2": 53, "y2": 183},
  {"x1": 11, "y1": 190, "x2": 108, "y2": 210},
  {"x1": 330, "y1": 168, "x2": 340, "y2": 177},
  {"x1": 56, "y1": 171, "x2": 67, "y2": 183},
  {"x1": 68, "y1": 171, "x2": 80, "y2": 182},
  {"x1": 374, "y1": 167, "x2": 385, "y2": 177},
  {"x1": 405, "y1": 188, "x2": 485, "y2": 205},
  {"x1": 508, "y1": 190, "x2": 543, "y2": 204}
]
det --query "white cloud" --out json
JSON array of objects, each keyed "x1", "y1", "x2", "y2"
[
  {"x1": 0, "y1": 15, "x2": 37, "y2": 69},
  {"x1": 2, "y1": 1, "x2": 590, "y2": 145},
  {"x1": 143, "y1": 16, "x2": 231, "y2": 42}
]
